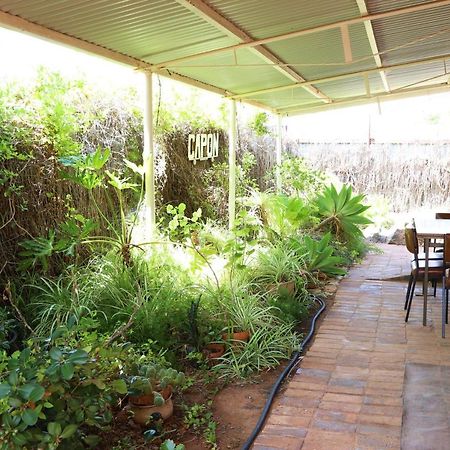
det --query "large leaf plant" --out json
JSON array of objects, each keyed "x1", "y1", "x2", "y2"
[{"x1": 315, "y1": 184, "x2": 372, "y2": 242}]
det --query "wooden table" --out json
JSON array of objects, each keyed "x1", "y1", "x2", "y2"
[{"x1": 415, "y1": 219, "x2": 450, "y2": 326}]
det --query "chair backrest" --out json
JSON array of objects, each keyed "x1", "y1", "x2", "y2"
[
  {"x1": 445, "y1": 234, "x2": 450, "y2": 268},
  {"x1": 405, "y1": 225, "x2": 419, "y2": 259},
  {"x1": 436, "y1": 213, "x2": 450, "y2": 220}
]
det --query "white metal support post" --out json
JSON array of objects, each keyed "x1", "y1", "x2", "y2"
[
  {"x1": 143, "y1": 71, "x2": 156, "y2": 237},
  {"x1": 276, "y1": 115, "x2": 282, "y2": 193},
  {"x1": 228, "y1": 99, "x2": 237, "y2": 230}
]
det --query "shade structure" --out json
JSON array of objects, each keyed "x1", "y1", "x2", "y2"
[{"x1": 0, "y1": 0, "x2": 449, "y2": 115}]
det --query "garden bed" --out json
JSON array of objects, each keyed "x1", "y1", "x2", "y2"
[
  {"x1": 0, "y1": 72, "x2": 371, "y2": 450},
  {"x1": 92, "y1": 277, "x2": 341, "y2": 450}
]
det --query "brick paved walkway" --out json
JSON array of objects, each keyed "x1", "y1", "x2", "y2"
[{"x1": 253, "y1": 244, "x2": 450, "y2": 450}]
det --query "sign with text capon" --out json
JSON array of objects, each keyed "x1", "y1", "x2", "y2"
[{"x1": 187, "y1": 133, "x2": 219, "y2": 165}]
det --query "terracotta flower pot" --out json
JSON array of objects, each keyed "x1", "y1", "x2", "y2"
[
  {"x1": 205, "y1": 343, "x2": 225, "y2": 359},
  {"x1": 129, "y1": 384, "x2": 172, "y2": 406},
  {"x1": 129, "y1": 396, "x2": 174, "y2": 425},
  {"x1": 129, "y1": 393, "x2": 155, "y2": 406},
  {"x1": 266, "y1": 280, "x2": 296, "y2": 296},
  {"x1": 221, "y1": 330, "x2": 250, "y2": 342}
]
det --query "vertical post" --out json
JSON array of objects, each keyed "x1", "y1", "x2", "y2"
[
  {"x1": 276, "y1": 114, "x2": 282, "y2": 193},
  {"x1": 143, "y1": 71, "x2": 156, "y2": 237},
  {"x1": 228, "y1": 99, "x2": 237, "y2": 230}
]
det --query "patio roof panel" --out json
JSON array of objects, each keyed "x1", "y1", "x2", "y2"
[
  {"x1": 170, "y1": 47, "x2": 292, "y2": 96},
  {"x1": 249, "y1": 87, "x2": 324, "y2": 110},
  {"x1": 313, "y1": 77, "x2": 369, "y2": 100},
  {"x1": 0, "y1": 0, "x2": 239, "y2": 64},
  {"x1": 0, "y1": 0, "x2": 449, "y2": 114},
  {"x1": 371, "y1": 4, "x2": 450, "y2": 66},
  {"x1": 265, "y1": 23, "x2": 378, "y2": 82},
  {"x1": 367, "y1": 0, "x2": 436, "y2": 14},
  {"x1": 208, "y1": 0, "x2": 360, "y2": 39},
  {"x1": 385, "y1": 59, "x2": 450, "y2": 90}
]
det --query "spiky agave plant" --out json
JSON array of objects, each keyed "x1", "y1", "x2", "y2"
[{"x1": 315, "y1": 184, "x2": 372, "y2": 242}]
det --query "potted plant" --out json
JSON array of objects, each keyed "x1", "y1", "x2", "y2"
[
  {"x1": 125, "y1": 362, "x2": 185, "y2": 425},
  {"x1": 187, "y1": 298, "x2": 226, "y2": 361},
  {"x1": 251, "y1": 243, "x2": 300, "y2": 296},
  {"x1": 221, "y1": 292, "x2": 259, "y2": 344}
]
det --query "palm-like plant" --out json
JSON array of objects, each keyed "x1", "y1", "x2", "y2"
[
  {"x1": 290, "y1": 233, "x2": 346, "y2": 277},
  {"x1": 315, "y1": 184, "x2": 372, "y2": 241}
]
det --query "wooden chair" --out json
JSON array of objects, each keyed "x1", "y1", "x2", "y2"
[
  {"x1": 406, "y1": 222, "x2": 443, "y2": 263},
  {"x1": 441, "y1": 235, "x2": 450, "y2": 337},
  {"x1": 404, "y1": 225, "x2": 444, "y2": 322},
  {"x1": 431, "y1": 213, "x2": 450, "y2": 252}
]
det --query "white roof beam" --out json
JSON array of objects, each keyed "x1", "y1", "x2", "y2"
[
  {"x1": 340, "y1": 24, "x2": 353, "y2": 63},
  {"x1": 355, "y1": 0, "x2": 391, "y2": 92},
  {"x1": 174, "y1": 0, "x2": 331, "y2": 103},
  {"x1": 157, "y1": 0, "x2": 450, "y2": 68}
]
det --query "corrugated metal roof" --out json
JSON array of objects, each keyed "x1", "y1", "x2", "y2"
[
  {"x1": 208, "y1": 0, "x2": 360, "y2": 39},
  {"x1": 173, "y1": 48, "x2": 291, "y2": 94},
  {"x1": 371, "y1": 4, "x2": 450, "y2": 66},
  {"x1": 251, "y1": 86, "x2": 324, "y2": 110},
  {"x1": 314, "y1": 77, "x2": 368, "y2": 99},
  {"x1": 266, "y1": 23, "x2": 377, "y2": 81},
  {"x1": 386, "y1": 59, "x2": 450, "y2": 90},
  {"x1": 0, "y1": 0, "x2": 449, "y2": 115},
  {"x1": 367, "y1": 0, "x2": 432, "y2": 14}
]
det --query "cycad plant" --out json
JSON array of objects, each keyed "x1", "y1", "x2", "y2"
[
  {"x1": 289, "y1": 232, "x2": 346, "y2": 277},
  {"x1": 315, "y1": 184, "x2": 372, "y2": 242}
]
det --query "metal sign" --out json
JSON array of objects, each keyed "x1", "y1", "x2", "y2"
[{"x1": 188, "y1": 133, "x2": 219, "y2": 164}]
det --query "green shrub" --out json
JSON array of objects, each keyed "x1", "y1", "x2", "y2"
[
  {"x1": 267, "y1": 285, "x2": 312, "y2": 324},
  {"x1": 250, "y1": 191, "x2": 313, "y2": 239},
  {"x1": 0, "y1": 327, "x2": 129, "y2": 449},
  {"x1": 215, "y1": 321, "x2": 300, "y2": 379},
  {"x1": 276, "y1": 155, "x2": 325, "y2": 200},
  {"x1": 250, "y1": 241, "x2": 301, "y2": 286}
]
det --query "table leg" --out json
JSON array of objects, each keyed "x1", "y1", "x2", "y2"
[{"x1": 423, "y1": 238, "x2": 429, "y2": 326}]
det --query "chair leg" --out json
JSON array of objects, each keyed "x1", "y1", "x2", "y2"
[
  {"x1": 406, "y1": 276, "x2": 417, "y2": 322},
  {"x1": 446, "y1": 289, "x2": 449, "y2": 325},
  {"x1": 442, "y1": 277, "x2": 446, "y2": 338},
  {"x1": 405, "y1": 275, "x2": 413, "y2": 310}
]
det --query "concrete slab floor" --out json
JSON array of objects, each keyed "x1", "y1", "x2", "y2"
[{"x1": 253, "y1": 244, "x2": 450, "y2": 450}]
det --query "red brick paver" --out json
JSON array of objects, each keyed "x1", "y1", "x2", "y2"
[{"x1": 253, "y1": 244, "x2": 450, "y2": 450}]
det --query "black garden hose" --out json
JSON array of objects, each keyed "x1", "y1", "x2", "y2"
[{"x1": 241, "y1": 296, "x2": 326, "y2": 450}]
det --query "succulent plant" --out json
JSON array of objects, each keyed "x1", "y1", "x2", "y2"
[{"x1": 125, "y1": 362, "x2": 185, "y2": 406}]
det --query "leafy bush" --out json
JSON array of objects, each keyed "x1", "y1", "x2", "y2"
[
  {"x1": 25, "y1": 273, "x2": 96, "y2": 336},
  {"x1": 0, "y1": 327, "x2": 130, "y2": 449},
  {"x1": 0, "y1": 320, "x2": 184, "y2": 449},
  {"x1": 250, "y1": 191, "x2": 313, "y2": 239},
  {"x1": 0, "y1": 307, "x2": 17, "y2": 353},
  {"x1": 276, "y1": 156, "x2": 325, "y2": 200},
  {"x1": 250, "y1": 241, "x2": 301, "y2": 286},
  {"x1": 215, "y1": 321, "x2": 299, "y2": 378},
  {"x1": 267, "y1": 285, "x2": 312, "y2": 324}
]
